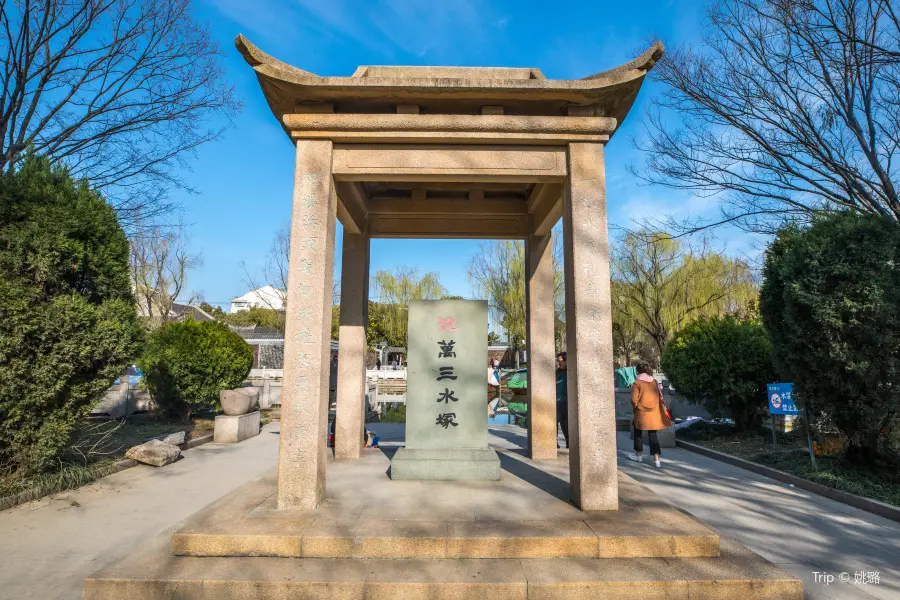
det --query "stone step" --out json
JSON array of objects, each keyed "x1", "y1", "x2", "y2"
[
  {"x1": 172, "y1": 514, "x2": 719, "y2": 559},
  {"x1": 169, "y1": 469, "x2": 721, "y2": 560},
  {"x1": 84, "y1": 536, "x2": 802, "y2": 600}
]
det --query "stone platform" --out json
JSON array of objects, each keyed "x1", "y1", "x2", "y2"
[{"x1": 83, "y1": 449, "x2": 802, "y2": 599}]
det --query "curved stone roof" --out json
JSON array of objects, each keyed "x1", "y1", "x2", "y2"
[{"x1": 235, "y1": 35, "x2": 663, "y2": 138}]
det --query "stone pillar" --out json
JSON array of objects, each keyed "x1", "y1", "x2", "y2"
[
  {"x1": 278, "y1": 140, "x2": 338, "y2": 511},
  {"x1": 562, "y1": 142, "x2": 617, "y2": 511},
  {"x1": 525, "y1": 232, "x2": 557, "y2": 460},
  {"x1": 334, "y1": 231, "x2": 370, "y2": 460}
]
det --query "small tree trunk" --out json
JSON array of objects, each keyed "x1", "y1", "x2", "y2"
[{"x1": 181, "y1": 403, "x2": 193, "y2": 431}]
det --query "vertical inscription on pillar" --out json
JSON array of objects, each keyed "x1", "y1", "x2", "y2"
[
  {"x1": 278, "y1": 140, "x2": 335, "y2": 511},
  {"x1": 564, "y1": 142, "x2": 617, "y2": 511},
  {"x1": 290, "y1": 171, "x2": 322, "y2": 352}
]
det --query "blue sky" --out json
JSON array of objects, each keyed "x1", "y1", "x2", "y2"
[{"x1": 175, "y1": 0, "x2": 756, "y2": 309}]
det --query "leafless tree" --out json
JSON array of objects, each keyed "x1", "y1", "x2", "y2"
[
  {"x1": 131, "y1": 223, "x2": 201, "y2": 323},
  {"x1": 634, "y1": 0, "x2": 900, "y2": 234},
  {"x1": 238, "y1": 222, "x2": 291, "y2": 330},
  {"x1": 0, "y1": 0, "x2": 239, "y2": 225}
]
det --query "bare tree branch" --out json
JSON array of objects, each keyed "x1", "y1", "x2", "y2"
[
  {"x1": 632, "y1": 0, "x2": 900, "y2": 234},
  {"x1": 0, "y1": 0, "x2": 239, "y2": 226}
]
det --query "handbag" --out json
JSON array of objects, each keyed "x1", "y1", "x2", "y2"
[{"x1": 659, "y1": 398, "x2": 672, "y2": 427}]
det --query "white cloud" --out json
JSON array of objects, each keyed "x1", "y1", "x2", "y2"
[{"x1": 206, "y1": 0, "x2": 301, "y2": 44}]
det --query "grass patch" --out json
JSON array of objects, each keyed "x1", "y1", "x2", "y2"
[
  {"x1": 1, "y1": 413, "x2": 213, "y2": 509},
  {"x1": 678, "y1": 422, "x2": 900, "y2": 507},
  {"x1": 87, "y1": 415, "x2": 186, "y2": 449},
  {"x1": 0, "y1": 459, "x2": 122, "y2": 501}
]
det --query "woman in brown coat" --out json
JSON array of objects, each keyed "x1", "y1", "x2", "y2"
[{"x1": 627, "y1": 363, "x2": 669, "y2": 468}]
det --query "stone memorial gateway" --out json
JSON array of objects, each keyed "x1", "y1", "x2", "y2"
[{"x1": 82, "y1": 35, "x2": 802, "y2": 599}]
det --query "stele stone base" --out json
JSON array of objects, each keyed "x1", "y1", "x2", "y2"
[
  {"x1": 390, "y1": 447, "x2": 501, "y2": 480},
  {"x1": 214, "y1": 411, "x2": 260, "y2": 444}
]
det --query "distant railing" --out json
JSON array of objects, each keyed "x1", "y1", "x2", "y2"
[
  {"x1": 367, "y1": 368, "x2": 407, "y2": 380},
  {"x1": 249, "y1": 368, "x2": 283, "y2": 379}
]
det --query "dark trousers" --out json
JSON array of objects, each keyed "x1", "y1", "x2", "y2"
[
  {"x1": 557, "y1": 402, "x2": 569, "y2": 448},
  {"x1": 634, "y1": 425, "x2": 661, "y2": 456}
]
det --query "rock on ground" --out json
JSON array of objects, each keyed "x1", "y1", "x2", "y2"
[{"x1": 125, "y1": 440, "x2": 181, "y2": 467}]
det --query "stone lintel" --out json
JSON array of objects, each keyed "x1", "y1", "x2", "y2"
[
  {"x1": 290, "y1": 130, "x2": 610, "y2": 145},
  {"x1": 284, "y1": 113, "x2": 617, "y2": 135},
  {"x1": 367, "y1": 197, "x2": 527, "y2": 216},
  {"x1": 331, "y1": 145, "x2": 567, "y2": 183},
  {"x1": 367, "y1": 214, "x2": 530, "y2": 239}
]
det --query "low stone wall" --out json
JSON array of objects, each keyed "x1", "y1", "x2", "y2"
[{"x1": 614, "y1": 388, "x2": 711, "y2": 420}]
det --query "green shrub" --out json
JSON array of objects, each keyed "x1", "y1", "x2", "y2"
[
  {"x1": 0, "y1": 157, "x2": 142, "y2": 475},
  {"x1": 661, "y1": 316, "x2": 774, "y2": 430},
  {"x1": 760, "y1": 213, "x2": 900, "y2": 464},
  {"x1": 380, "y1": 404, "x2": 406, "y2": 423},
  {"x1": 139, "y1": 320, "x2": 253, "y2": 423}
]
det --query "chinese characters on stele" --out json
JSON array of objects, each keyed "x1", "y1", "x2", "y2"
[{"x1": 435, "y1": 317, "x2": 460, "y2": 429}]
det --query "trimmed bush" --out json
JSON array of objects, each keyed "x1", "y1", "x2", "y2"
[
  {"x1": 761, "y1": 213, "x2": 900, "y2": 464},
  {"x1": 139, "y1": 320, "x2": 253, "y2": 423},
  {"x1": 661, "y1": 316, "x2": 774, "y2": 430},
  {"x1": 380, "y1": 404, "x2": 406, "y2": 423},
  {"x1": 0, "y1": 157, "x2": 142, "y2": 475}
]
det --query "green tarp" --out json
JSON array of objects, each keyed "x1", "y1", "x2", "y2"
[
  {"x1": 614, "y1": 366, "x2": 637, "y2": 388},
  {"x1": 504, "y1": 369, "x2": 528, "y2": 389}
]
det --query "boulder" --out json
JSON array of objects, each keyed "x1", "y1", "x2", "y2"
[{"x1": 125, "y1": 439, "x2": 181, "y2": 467}]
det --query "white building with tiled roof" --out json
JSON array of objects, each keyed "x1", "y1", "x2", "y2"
[{"x1": 229, "y1": 285, "x2": 285, "y2": 313}]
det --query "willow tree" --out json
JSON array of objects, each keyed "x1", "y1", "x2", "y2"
[
  {"x1": 611, "y1": 279, "x2": 644, "y2": 367},
  {"x1": 611, "y1": 231, "x2": 757, "y2": 360},
  {"x1": 467, "y1": 233, "x2": 565, "y2": 352},
  {"x1": 468, "y1": 241, "x2": 527, "y2": 346},
  {"x1": 372, "y1": 267, "x2": 446, "y2": 348}
]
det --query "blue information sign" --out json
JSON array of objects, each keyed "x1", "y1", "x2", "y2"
[{"x1": 767, "y1": 383, "x2": 799, "y2": 415}]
